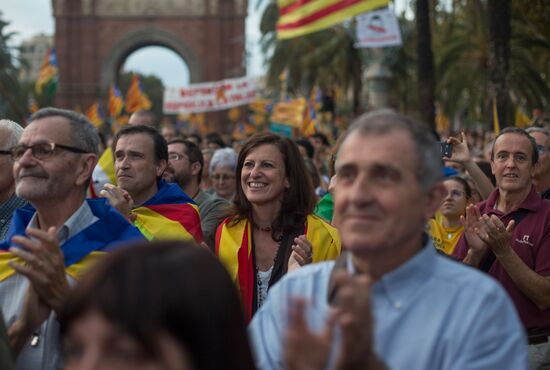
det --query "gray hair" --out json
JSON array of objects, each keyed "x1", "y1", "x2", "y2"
[
  {"x1": 339, "y1": 109, "x2": 443, "y2": 191},
  {"x1": 210, "y1": 148, "x2": 238, "y2": 174},
  {"x1": 30, "y1": 107, "x2": 100, "y2": 155},
  {"x1": 526, "y1": 126, "x2": 550, "y2": 138},
  {"x1": 0, "y1": 119, "x2": 24, "y2": 149}
]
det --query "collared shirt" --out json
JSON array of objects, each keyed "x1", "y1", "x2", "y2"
[
  {"x1": 453, "y1": 185, "x2": 550, "y2": 329},
  {"x1": 249, "y1": 241, "x2": 528, "y2": 370},
  {"x1": 27, "y1": 201, "x2": 99, "y2": 245},
  {"x1": 0, "y1": 195, "x2": 27, "y2": 241}
]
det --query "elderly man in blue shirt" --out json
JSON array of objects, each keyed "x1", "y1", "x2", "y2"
[{"x1": 249, "y1": 110, "x2": 527, "y2": 370}]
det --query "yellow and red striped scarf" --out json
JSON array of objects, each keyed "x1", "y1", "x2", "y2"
[{"x1": 215, "y1": 214, "x2": 340, "y2": 321}]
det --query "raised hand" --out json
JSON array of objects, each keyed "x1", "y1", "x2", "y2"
[
  {"x1": 8, "y1": 227, "x2": 69, "y2": 314},
  {"x1": 287, "y1": 235, "x2": 313, "y2": 272},
  {"x1": 99, "y1": 183, "x2": 135, "y2": 222}
]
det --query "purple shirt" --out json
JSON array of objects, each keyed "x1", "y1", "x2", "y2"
[{"x1": 453, "y1": 186, "x2": 550, "y2": 329}]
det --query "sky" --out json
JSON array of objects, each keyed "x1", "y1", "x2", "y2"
[{"x1": 1, "y1": 0, "x2": 268, "y2": 86}]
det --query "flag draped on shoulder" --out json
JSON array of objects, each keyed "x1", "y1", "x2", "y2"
[
  {"x1": 215, "y1": 214, "x2": 341, "y2": 322},
  {"x1": 277, "y1": 0, "x2": 389, "y2": 39},
  {"x1": 125, "y1": 74, "x2": 152, "y2": 113},
  {"x1": 0, "y1": 199, "x2": 144, "y2": 282},
  {"x1": 35, "y1": 47, "x2": 59, "y2": 94},
  {"x1": 132, "y1": 181, "x2": 203, "y2": 243}
]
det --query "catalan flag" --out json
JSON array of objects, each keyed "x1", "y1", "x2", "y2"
[
  {"x1": 0, "y1": 199, "x2": 144, "y2": 282},
  {"x1": 515, "y1": 108, "x2": 530, "y2": 128},
  {"x1": 277, "y1": 0, "x2": 389, "y2": 39},
  {"x1": 215, "y1": 214, "x2": 341, "y2": 322},
  {"x1": 35, "y1": 47, "x2": 59, "y2": 94},
  {"x1": 86, "y1": 102, "x2": 105, "y2": 129},
  {"x1": 125, "y1": 74, "x2": 152, "y2": 113},
  {"x1": 132, "y1": 181, "x2": 203, "y2": 243},
  {"x1": 109, "y1": 84, "x2": 125, "y2": 118}
]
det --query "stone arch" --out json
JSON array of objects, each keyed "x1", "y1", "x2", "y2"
[{"x1": 100, "y1": 26, "x2": 201, "y2": 93}]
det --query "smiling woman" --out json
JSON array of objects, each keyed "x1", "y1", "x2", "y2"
[{"x1": 215, "y1": 133, "x2": 341, "y2": 322}]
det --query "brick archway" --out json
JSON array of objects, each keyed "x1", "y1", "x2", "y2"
[
  {"x1": 100, "y1": 26, "x2": 201, "y2": 91},
  {"x1": 53, "y1": 0, "x2": 246, "y2": 113}
]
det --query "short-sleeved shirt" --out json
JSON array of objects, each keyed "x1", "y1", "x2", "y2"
[{"x1": 453, "y1": 186, "x2": 550, "y2": 329}]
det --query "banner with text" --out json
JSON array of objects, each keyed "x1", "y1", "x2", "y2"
[
  {"x1": 163, "y1": 77, "x2": 258, "y2": 114},
  {"x1": 356, "y1": 7, "x2": 402, "y2": 48}
]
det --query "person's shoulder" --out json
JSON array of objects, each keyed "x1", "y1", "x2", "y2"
[
  {"x1": 432, "y1": 254, "x2": 507, "y2": 296},
  {"x1": 273, "y1": 261, "x2": 335, "y2": 293}
]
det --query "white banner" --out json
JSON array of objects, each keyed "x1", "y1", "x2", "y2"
[
  {"x1": 163, "y1": 76, "x2": 258, "y2": 113},
  {"x1": 356, "y1": 8, "x2": 402, "y2": 48}
]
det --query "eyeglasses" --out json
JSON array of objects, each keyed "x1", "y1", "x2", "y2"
[
  {"x1": 0, "y1": 150, "x2": 10, "y2": 156},
  {"x1": 168, "y1": 153, "x2": 187, "y2": 161},
  {"x1": 9, "y1": 142, "x2": 89, "y2": 161},
  {"x1": 537, "y1": 145, "x2": 550, "y2": 155},
  {"x1": 211, "y1": 174, "x2": 235, "y2": 181}
]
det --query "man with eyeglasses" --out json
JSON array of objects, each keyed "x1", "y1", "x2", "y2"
[
  {"x1": 163, "y1": 139, "x2": 229, "y2": 249},
  {"x1": 0, "y1": 120, "x2": 27, "y2": 241},
  {"x1": 453, "y1": 127, "x2": 550, "y2": 369},
  {"x1": 527, "y1": 127, "x2": 550, "y2": 200},
  {"x1": 0, "y1": 108, "x2": 144, "y2": 370},
  {"x1": 100, "y1": 125, "x2": 203, "y2": 243}
]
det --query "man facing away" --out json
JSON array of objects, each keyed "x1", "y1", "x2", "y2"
[
  {"x1": 0, "y1": 108, "x2": 143, "y2": 370},
  {"x1": 163, "y1": 139, "x2": 230, "y2": 249},
  {"x1": 454, "y1": 127, "x2": 550, "y2": 369},
  {"x1": 0, "y1": 120, "x2": 27, "y2": 240},
  {"x1": 100, "y1": 125, "x2": 203, "y2": 243},
  {"x1": 250, "y1": 110, "x2": 527, "y2": 370}
]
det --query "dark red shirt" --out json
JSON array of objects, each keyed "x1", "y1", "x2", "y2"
[{"x1": 453, "y1": 186, "x2": 550, "y2": 329}]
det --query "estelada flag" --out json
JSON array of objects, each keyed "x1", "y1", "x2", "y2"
[
  {"x1": 35, "y1": 47, "x2": 59, "y2": 94},
  {"x1": 86, "y1": 102, "x2": 105, "y2": 129},
  {"x1": 109, "y1": 84, "x2": 125, "y2": 118},
  {"x1": 125, "y1": 74, "x2": 152, "y2": 113},
  {"x1": 132, "y1": 181, "x2": 203, "y2": 243},
  {"x1": 277, "y1": 0, "x2": 389, "y2": 39}
]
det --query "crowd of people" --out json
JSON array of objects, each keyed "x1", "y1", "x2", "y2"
[{"x1": 0, "y1": 107, "x2": 548, "y2": 370}]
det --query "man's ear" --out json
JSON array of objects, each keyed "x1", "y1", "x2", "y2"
[
  {"x1": 75, "y1": 154, "x2": 98, "y2": 186},
  {"x1": 424, "y1": 181, "x2": 446, "y2": 220},
  {"x1": 156, "y1": 159, "x2": 167, "y2": 177},
  {"x1": 191, "y1": 162, "x2": 201, "y2": 177}
]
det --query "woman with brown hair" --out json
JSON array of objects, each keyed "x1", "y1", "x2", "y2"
[
  {"x1": 59, "y1": 241, "x2": 255, "y2": 370},
  {"x1": 215, "y1": 133, "x2": 341, "y2": 322}
]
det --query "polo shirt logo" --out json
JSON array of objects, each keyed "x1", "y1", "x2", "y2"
[{"x1": 516, "y1": 234, "x2": 534, "y2": 247}]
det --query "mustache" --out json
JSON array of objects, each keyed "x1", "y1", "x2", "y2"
[{"x1": 17, "y1": 169, "x2": 48, "y2": 179}]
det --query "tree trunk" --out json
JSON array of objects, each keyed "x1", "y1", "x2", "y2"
[
  {"x1": 416, "y1": 0, "x2": 436, "y2": 130},
  {"x1": 488, "y1": 0, "x2": 510, "y2": 128}
]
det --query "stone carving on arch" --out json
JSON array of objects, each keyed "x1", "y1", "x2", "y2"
[{"x1": 100, "y1": 26, "x2": 201, "y2": 94}]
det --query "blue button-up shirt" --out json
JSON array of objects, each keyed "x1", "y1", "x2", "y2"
[{"x1": 249, "y1": 242, "x2": 528, "y2": 370}]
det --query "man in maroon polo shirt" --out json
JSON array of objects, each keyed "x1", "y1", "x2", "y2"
[{"x1": 453, "y1": 127, "x2": 550, "y2": 369}]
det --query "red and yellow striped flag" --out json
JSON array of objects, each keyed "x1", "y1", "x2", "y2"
[
  {"x1": 86, "y1": 102, "x2": 105, "y2": 129},
  {"x1": 133, "y1": 182, "x2": 203, "y2": 243},
  {"x1": 277, "y1": 0, "x2": 389, "y2": 39},
  {"x1": 215, "y1": 214, "x2": 341, "y2": 322},
  {"x1": 125, "y1": 74, "x2": 152, "y2": 113}
]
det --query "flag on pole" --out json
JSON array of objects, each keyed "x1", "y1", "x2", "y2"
[
  {"x1": 125, "y1": 74, "x2": 152, "y2": 113},
  {"x1": 35, "y1": 47, "x2": 59, "y2": 94},
  {"x1": 108, "y1": 85, "x2": 125, "y2": 118},
  {"x1": 492, "y1": 97, "x2": 500, "y2": 134},
  {"x1": 86, "y1": 102, "x2": 105, "y2": 129},
  {"x1": 277, "y1": 0, "x2": 389, "y2": 39}
]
